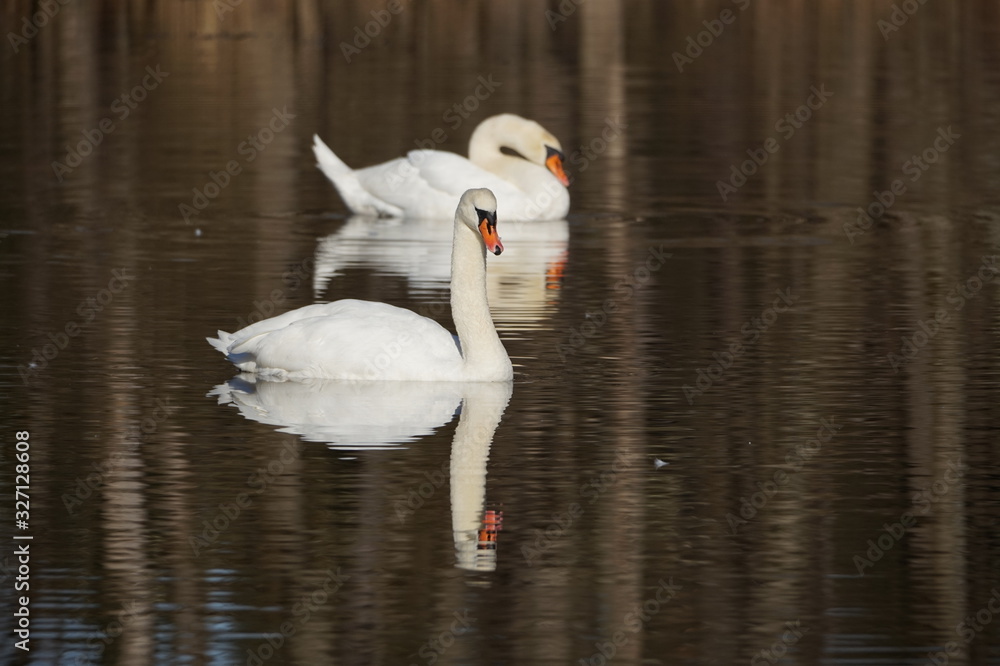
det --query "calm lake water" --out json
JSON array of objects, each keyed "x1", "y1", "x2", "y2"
[{"x1": 2, "y1": 1, "x2": 1000, "y2": 664}]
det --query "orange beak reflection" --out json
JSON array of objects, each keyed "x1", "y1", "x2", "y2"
[
  {"x1": 545, "y1": 148, "x2": 570, "y2": 186},
  {"x1": 479, "y1": 218, "x2": 503, "y2": 256}
]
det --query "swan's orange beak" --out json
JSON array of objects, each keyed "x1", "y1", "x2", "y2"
[
  {"x1": 478, "y1": 212, "x2": 503, "y2": 256},
  {"x1": 545, "y1": 146, "x2": 570, "y2": 186}
]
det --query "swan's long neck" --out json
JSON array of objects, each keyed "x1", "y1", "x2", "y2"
[
  {"x1": 468, "y1": 121, "x2": 531, "y2": 179},
  {"x1": 467, "y1": 118, "x2": 565, "y2": 212},
  {"x1": 468, "y1": 118, "x2": 505, "y2": 167},
  {"x1": 451, "y1": 222, "x2": 509, "y2": 379}
]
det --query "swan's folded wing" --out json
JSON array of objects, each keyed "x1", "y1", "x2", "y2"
[
  {"x1": 351, "y1": 151, "x2": 525, "y2": 219},
  {"x1": 227, "y1": 301, "x2": 362, "y2": 353},
  {"x1": 405, "y1": 151, "x2": 526, "y2": 201},
  {"x1": 229, "y1": 301, "x2": 463, "y2": 380}
]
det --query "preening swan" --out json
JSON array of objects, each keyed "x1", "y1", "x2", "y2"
[
  {"x1": 207, "y1": 188, "x2": 513, "y2": 382},
  {"x1": 312, "y1": 113, "x2": 570, "y2": 221}
]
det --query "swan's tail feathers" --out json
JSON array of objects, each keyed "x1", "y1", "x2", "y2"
[
  {"x1": 207, "y1": 330, "x2": 233, "y2": 355},
  {"x1": 312, "y1": 134, "x2": 402, "y2": 217},
  {"x1": 208, "y1": 330, "x2": 259, "y2": 372},
  {"x1": 312, "y1": 134, "x2": 352, "y2": 179}
]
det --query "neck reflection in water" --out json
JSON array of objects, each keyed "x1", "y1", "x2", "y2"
[{"x1": 211, "y1": 377, "x2": 512, "y2": 571}]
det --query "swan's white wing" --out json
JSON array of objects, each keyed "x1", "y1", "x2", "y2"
[
  {"x1": 404, "y1": 151, "x2": 529, "y2": 201},
  {"x1": 409, "y1": 151, "x2": 568, "y2": 221},
  {"x1": 227, "y1": 300, "x2": 463, "y2": 380},
  {"x1": 354, "y1": 151, "x2": 528, "y2": 220},
  {"x1": 226, "y1": 302, "x2": 357, "y2": 350},
  {"x1": 209, "y1": 302, "x2": 353, "y2": 363}
]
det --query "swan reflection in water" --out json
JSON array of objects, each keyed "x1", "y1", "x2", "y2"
[
  {"x1": 211, "y1": 377, "x2": 512, "y2": 571},
  {"x1": 312, "y1": 215, "x2": 569, "y2": 327}
]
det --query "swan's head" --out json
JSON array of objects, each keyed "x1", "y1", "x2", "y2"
[
  {"x1": 458, "y1": 188, "x2": 503, "y2": 256},
  {"x1": 470, "y1": 114, "x2": 570, "y2": 187}
]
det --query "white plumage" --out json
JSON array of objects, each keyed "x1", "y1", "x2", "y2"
[
  {"x1": 208, "y1": 189, "x2": 513, "y2": 382},
  {"x1": 312, "y1": 114, "x2": 570, "y2": 221}
]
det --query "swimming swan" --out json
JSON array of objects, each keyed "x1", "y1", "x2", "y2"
[
  {"x1": 312, "y1": 114, "x2": 569, "y2": 221},
  {"x1": 207, "y1": 188, "x2": 513, "y2": 382}
]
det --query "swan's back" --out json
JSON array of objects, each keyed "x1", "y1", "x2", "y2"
[
  {"x1": 354, "y1": 151, "x2": 530, "y2": 220},
  {"x1": 220, "y1": 300, "x2": 463, "y2": 381}
]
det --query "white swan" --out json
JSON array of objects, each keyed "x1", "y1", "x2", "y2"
[
  {"x1": 207, "y1": 188, "x2": 513, "y2": 382},
  {"x1": 312, "y1": 113, "x2": 570, "y2": 221}
]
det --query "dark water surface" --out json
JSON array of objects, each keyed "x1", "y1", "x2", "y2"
[{"x1": 2, "y1": 1, "x2": 1000, "y2": 664}]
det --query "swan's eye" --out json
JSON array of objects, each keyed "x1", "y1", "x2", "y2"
[
  {"x1": 544, "y1": 146, "x2": 570, "y2": 186},
  {"x1": 545, "y1": 145, "x2": 566, "y2": 163},
  {"x1": 474, "y1": 206, "x2": 502, "y2": 255},
  {"x1": 474, "y1": 207, "x2": 497, "y2": 230}
]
